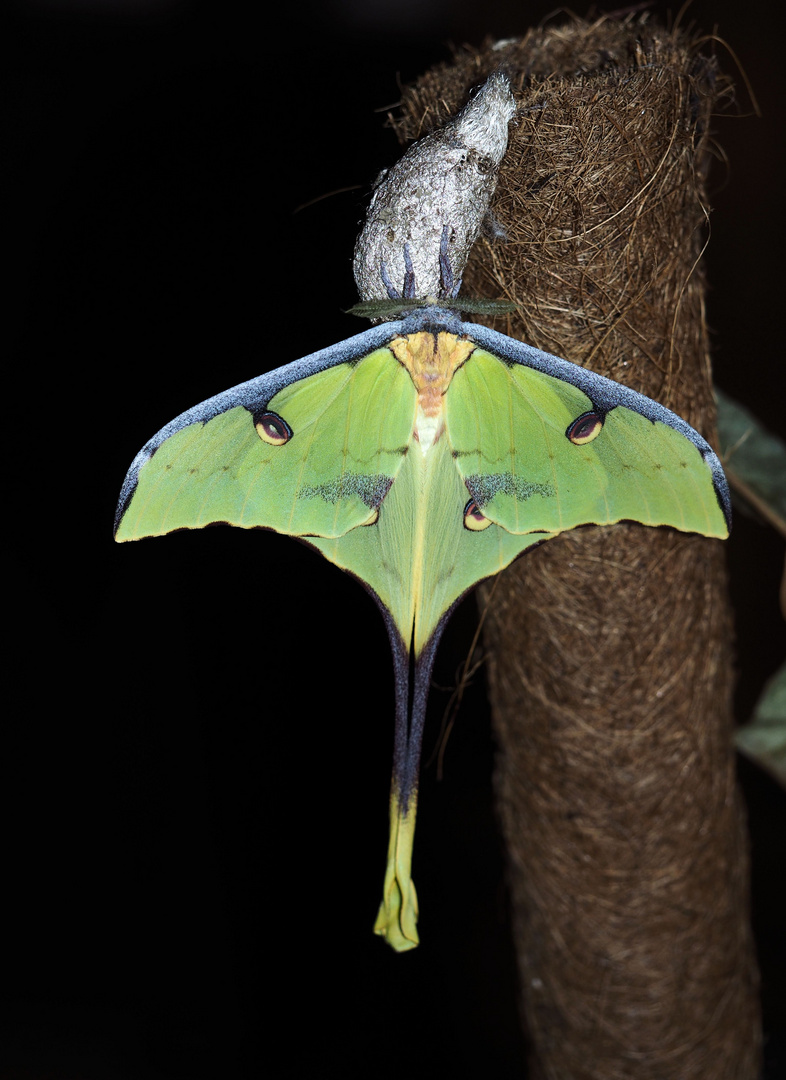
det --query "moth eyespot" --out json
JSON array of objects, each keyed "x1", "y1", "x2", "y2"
[
  {"x1": 566, "y1": 411, "x2": 603, "y2": 445},
  {"x1": 463, "y1": 499, "x2": 492, "y2": 531},
  {"x1": 254, "y1": 411, "x2": 292, "y2": 445}
]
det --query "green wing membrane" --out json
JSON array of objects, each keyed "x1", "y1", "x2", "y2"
[
  {"x1": 311, "y1": 416, "x2": 544, "y2": 659},
  {"x1": 116, "y1": 350, "x2": 416, "y2": 542},
  {"x1": 447, "y1": 347, "x2": 728, "y2": 539}
]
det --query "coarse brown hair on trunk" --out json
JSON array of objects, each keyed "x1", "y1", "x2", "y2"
[{"x1": 393, "y1": 14, "x2": 761, "y2": 1079}]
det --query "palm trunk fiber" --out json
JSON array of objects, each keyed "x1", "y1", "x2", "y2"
[{"x1": 395, "y1": 15, "x2": 761, "y2": 1079}]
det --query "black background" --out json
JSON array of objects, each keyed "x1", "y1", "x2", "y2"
[{"x1": 6, "y1": 1, "x2": 784, "y2": 1077}]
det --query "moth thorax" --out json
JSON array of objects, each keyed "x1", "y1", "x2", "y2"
[{"x1": 390, "y1": 331, "x2": 474, "y2": 455}]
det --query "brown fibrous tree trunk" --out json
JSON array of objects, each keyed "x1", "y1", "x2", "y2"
[{"x1": 394, "y1": 15, "x2": 761, "y2": 1079}]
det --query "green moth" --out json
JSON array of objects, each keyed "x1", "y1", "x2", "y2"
[{"x1": 115, "y1": 303, "x2": 730, "y2": 952}]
